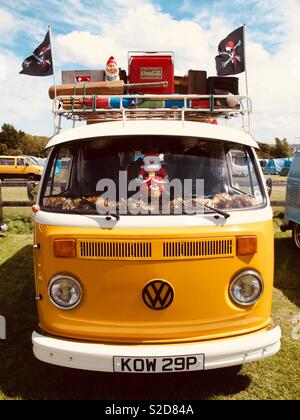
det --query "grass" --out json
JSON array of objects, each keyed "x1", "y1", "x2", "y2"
[
  {"x1": 1, "y1": 187, "x2": 33, "y2": 233},
  {"x1": 1, "y1": 187, "x2": 29, "y2": 202},
  {"x1": 265, "y1": 175, "x2": 287, "y2": 183},
  {"x1": 263, "y1": 175, "x2": 287, "y2": 203},
  {"x1": 271, "y1": 186, "x2": 286, "y2": 202},
  {"x1": 0, "y1": 225, "x2": 299, "y2": 400}
]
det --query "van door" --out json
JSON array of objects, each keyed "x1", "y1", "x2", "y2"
[
  {"x1": 286, "y1": 154, "x2": 300, "y2": 225},
  {"x1": 0, "y1": 157, "x2": 16, "y2": 179},
  {"x1": 17, "y1": 157, "x2": 29, "y2": 178}
]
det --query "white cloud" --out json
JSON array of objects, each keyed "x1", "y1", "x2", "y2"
[
  {"x1": 0, "y1": 49, "x2": 52, "y2": 135},
  {"x1": 243, "y1": 1, "x2": 300, "y2": 141},
  {"x1": 0, "y1": 0, "x2": 300, "y2": 143},
  {"x1": 0, "y1": 54, "x2": 7, "y2": 81},
  {"x1": 0, "y1": 8, "x2": 17, "y2": 42},
  {"x1": 55, "y1": 4, "x2": 214, "y2": 74}
]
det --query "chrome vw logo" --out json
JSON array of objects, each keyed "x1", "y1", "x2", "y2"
[{"x1": 142, "y1": 280, "x2": 174, "y2": 310}]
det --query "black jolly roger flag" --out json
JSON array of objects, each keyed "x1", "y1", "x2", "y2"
[
  {"x1": 215, "y1": 26, "x2": 245, "y2": 76},
  {"x1": 20, "y1": 30, "x2": 53, "y2": 76}
]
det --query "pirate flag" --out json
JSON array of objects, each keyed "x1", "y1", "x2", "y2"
[
  {"x1": 215, "y1": 26, "x2": 245, "y2": 76},
  {"x1": 20, "y1": 30, "x2": 53, "y2": 76}
]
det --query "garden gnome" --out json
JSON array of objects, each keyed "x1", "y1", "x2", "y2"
[{"x1": 105, "y1": 56, "x2": 120, "y2": 81}]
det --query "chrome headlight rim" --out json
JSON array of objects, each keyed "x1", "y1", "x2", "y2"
[
  {"x1": 229, "y1": 270, "x2": 264, "y2": 307},
  {"x1": 48, "y1": 274, "x2": 83, "y2": 310}
]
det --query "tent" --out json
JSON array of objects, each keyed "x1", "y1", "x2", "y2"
[
  {"x1": 280, "y1": 157, "x2": 294, "y2": 176},
  {"x1": 258, "y1": 159, "x2": 269, "y2": 169},
  {"x1": 264, "y1": 157, "x2": 294, "y2": 175}
]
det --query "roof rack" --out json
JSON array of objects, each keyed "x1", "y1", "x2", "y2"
[{"x1": 52, "y1": 93, "x2": 252, "y2": 136}]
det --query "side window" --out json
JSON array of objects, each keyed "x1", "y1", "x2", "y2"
[
  {"x1": 226, "y1": 146, "x2": 262, "y2": 202},
  {"x1": 44, "y1": 148, "x2": 73, "y2": 196},
  {"x1": 17, "y1": 158, "x2": 25, "y2": 166},
  {"x1": 1, "y1": 158, "x2": 15, "y2": 166}
]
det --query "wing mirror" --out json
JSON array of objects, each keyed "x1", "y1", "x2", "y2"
[{"x1": 266, "y1": 178, "x2": 272, "y2": 198}]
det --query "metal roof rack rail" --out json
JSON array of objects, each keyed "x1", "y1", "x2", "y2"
[{"x1": 51, "y1": 93, "x2": 252, "y2": 136}]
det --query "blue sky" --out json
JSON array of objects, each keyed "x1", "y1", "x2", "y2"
[
  {"x1": 1, "y1": 1, "x2": 286, "y2": 55},
  {"x1": 0, "y1": 0, "x2": 300, "y2": 142}
]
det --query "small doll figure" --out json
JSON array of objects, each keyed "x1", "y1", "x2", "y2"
[
  {"x1": 105, "y1": 56, "x2": 120, "y2": 81},
  {"x1": 138, "y1": 153, "x2": 169, "y2": 198}
]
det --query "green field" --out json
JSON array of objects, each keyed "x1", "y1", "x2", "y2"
[
  {"x1": 0, "y1": 225, "x2": 299, "y2": 400},
  {"x1": 263, "y1": 175, "x2": 287, "y2": 204},
  {"x1": 266, "y1": 175, "x2": 288, "y2": 183},
  {"x1": 0, "y1": 187, "x2": 33, "y2": 233}
]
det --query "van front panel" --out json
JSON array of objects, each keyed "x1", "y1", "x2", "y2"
[{"x1": 34, "y1": 220, "x2": 274, "y2": 343}]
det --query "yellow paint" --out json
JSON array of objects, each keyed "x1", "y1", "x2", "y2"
[{"x1": 34, "y1": 220, "x2": 274, "y2": 344}]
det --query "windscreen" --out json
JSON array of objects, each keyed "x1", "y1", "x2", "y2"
[{"x1": 41, "y1": 136, "x2": 264, "y2": 215}]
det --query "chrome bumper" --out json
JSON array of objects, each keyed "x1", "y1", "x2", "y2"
[{"x1": 32, "y1": 326, "x2": 281, "y2": 373}]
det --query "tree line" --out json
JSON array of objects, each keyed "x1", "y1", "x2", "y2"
[
  {"x1": 0, "y1": 124, "x2": 48, "y2": 158},
  {"x1": 257, "y1": 138, "x2": 294, "y2": 159},
  {"x1": 0, "y1": 123, "x2": 294, "y2": 160}
]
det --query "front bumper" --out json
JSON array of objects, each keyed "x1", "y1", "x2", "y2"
[{"x1": 32, "y1": 326, "x2": 281, "y2": 372}]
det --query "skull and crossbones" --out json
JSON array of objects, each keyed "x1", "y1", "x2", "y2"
[
  {"x1": 220, "y1": 39, "x2": 241, "y2": 68},
  {"x1": 24, "y1": 44, "x2": 51, "y2": 70},
  {"x1": 33, "y1": 45, "x2": 51, "y2": 69}
]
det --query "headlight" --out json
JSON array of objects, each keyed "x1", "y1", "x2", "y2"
[
  {"x1": 229, "y1": 270, "x2": 263, "y2": 306},
  {"x1": 49, "y1": 275, "x2": 83, "y2": 310}
]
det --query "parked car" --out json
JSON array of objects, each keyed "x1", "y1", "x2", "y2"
[
  {"x1": 281, "y1": 152, "x2": 300, "y2": 248},
  {"x1": 0, "y1": 155, "x2": 43, "y2": 181}
]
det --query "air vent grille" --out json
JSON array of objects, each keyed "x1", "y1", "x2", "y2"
[
  {"x1": 163, "y1": 239, "x2": 234, "y2": 258},
  {"x1": 78, "y1": 240, "x2": 152, "y2": 260}
]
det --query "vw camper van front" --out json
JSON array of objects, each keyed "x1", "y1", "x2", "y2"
[{"x1": 32, "y1": 120, "x2": 281, "y2": 373}]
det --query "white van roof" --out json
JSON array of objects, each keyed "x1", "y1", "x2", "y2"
[{"x1": 46, "y1": 120, "x2": 259, "y2": 149}]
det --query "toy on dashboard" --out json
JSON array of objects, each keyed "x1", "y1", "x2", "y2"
[{"x1": 138, "y1": 153, "x2": 169, "y2": 198}]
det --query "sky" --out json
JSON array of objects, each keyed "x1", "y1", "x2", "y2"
[{"x1": 0, "y1": 0, "x2": 300, "y2": 143}]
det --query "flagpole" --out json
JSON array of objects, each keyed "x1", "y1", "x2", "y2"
[
  {"x1": 48, "y1": 25, "x2": 58, "y2": 133},
  {"x1": 243, "y1": 23, "x2": 251, "y2": 132},
  {"x1": 243, "y1": 23, "x2": 249, "y2": 96}
]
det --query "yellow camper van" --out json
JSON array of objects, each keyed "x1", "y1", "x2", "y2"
[
  {"x1": 0, "y1": 156, "x2": 43, "y2": 181},
  {"x1": 32, "y1": 89, "x2": 281, "y2": 373}
]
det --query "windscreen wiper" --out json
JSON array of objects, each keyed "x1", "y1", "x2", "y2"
[
  {"x1": 80, "y1": 199, "x2": 120, "y2": 221},
  {"x1": 203, "y1": 204, "x2": 231, "y2": 219}
]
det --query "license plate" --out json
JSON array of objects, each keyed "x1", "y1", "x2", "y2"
[{"x1": 113, "y1": 354, "x2": 205, "y2": 373}]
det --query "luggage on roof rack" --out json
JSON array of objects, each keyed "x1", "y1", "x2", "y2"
[
  {"x1": 128, "y1": 51, "x2": 174, "y2": 94},
  {"x1": 49, "y1": 50, "x2": 251, "y2": 135}
]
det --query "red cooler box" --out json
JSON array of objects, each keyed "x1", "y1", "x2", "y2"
[{"x1": 128, "y1": 51, "x2": 174, "y2": 94}]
